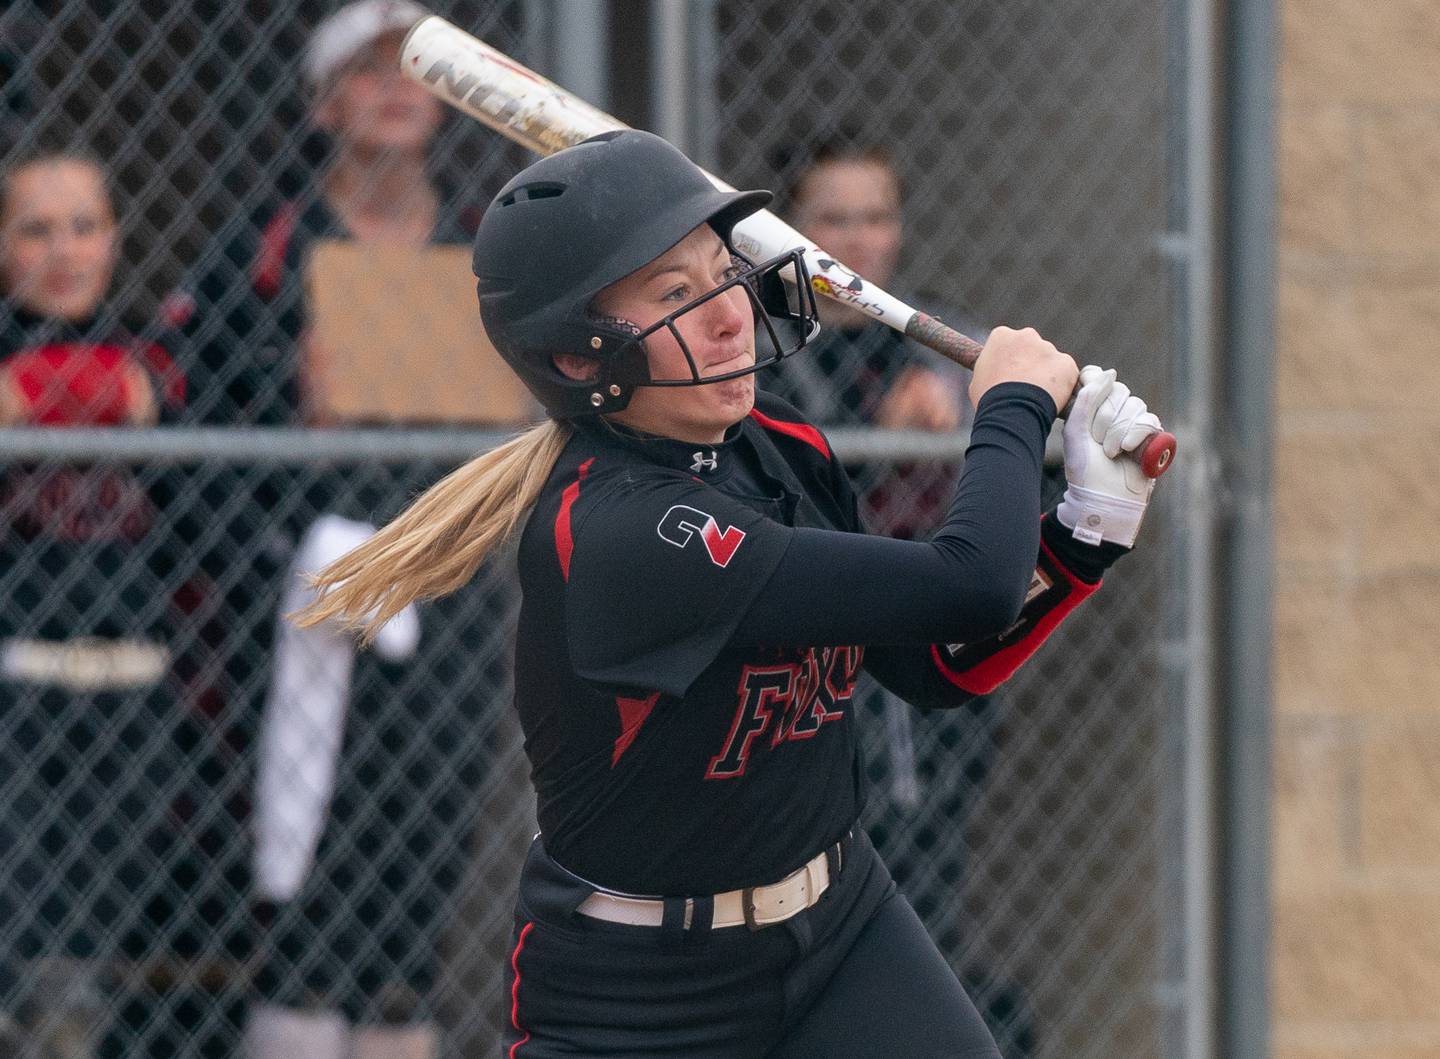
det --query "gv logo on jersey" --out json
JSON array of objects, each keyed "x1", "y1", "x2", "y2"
[{"x1": 656, "y1": 504, "x2": 746, "y2": 567}]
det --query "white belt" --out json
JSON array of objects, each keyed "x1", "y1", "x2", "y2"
[
  {"x1": 0, "y1": 637, "x2": 170, "y2": 693},
  {"x1": 577, "y1": 844, "x2": 838, "y2": 931}
]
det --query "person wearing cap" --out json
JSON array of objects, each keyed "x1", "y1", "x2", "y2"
[
  {"x1": 184, "y1": 0, "x2": 449, "y2": 427},
  {"x1": 173, "y1": 5, "x2": 518, "y2": 1059}
]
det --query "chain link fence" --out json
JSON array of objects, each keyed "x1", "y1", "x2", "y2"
[
  {"x1": 1, "y1": 1, "x2": 1191, "y2": 1057},
  {"x1": 709, "y1": 4, "x2": 1182, "y2": 1056}
]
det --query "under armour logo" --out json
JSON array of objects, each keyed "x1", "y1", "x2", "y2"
[{"x1": 691, "y1": 450, "x2": 718, "y2": 473}]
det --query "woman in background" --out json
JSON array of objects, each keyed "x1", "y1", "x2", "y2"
[{"x1": 0, "y1": 147, "x2": 189, "y2": 1058}]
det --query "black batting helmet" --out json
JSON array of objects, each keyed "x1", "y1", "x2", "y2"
[{"x1": 472, "y1": 129, "x2": 818, "y2": 419}]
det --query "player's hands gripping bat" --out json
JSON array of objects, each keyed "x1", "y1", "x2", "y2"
[
  {"x1": 397, "y1": 15, "x2": 1176, "y2": 479},
  {"x1": 1057, "y1": 366, "x2": 1162, "y2": 546}
]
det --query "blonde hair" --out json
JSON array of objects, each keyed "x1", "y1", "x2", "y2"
[{"x1": 294, "y1": 419, "x2": 573, "y2": 641}]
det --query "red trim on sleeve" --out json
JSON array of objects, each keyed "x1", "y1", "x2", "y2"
[
  {"x1": 251, "y1": 201, "x2": 300, "y2": 301},
  {"x1": 612, "y1": 691, "x2": 661, "y2": 766},
  {"x1": 747, "y1": 407, "x2": 831, "y2": 461},
  {"x1": 508, "y1": 920, "x2": 535, "y2": 1057},
  {"x1": 930, "y1": 538, "x2": 1099, "y2": 695},
  {"x1": 554, "y1": 457, "x2": 594, "y2": 582}
]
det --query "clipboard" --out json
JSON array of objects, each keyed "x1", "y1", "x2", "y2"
[{"x1": 304, "y1": 239, "x2": 534, "y2": 424}]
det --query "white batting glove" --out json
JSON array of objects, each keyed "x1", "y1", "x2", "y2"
[{"x1": 1056, "y1": 366, "x2": 1163, "y2": 547}]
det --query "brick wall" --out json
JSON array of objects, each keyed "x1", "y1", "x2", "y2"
[{"x1": 1272, "y1": 1, "x2": 1440, "y2": 1056}]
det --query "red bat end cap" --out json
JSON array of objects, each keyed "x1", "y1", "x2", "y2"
[{"x1": 1140, "y1": 430, "x2": 1177, "y2": 479}]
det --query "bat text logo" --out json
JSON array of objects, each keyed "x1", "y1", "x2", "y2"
[
  {"x1": 656, "y1": 505, "x2": 745, "y2": 567},
  {"x1": 417, "y1": 59, "x2": 529, "y2": 126}
]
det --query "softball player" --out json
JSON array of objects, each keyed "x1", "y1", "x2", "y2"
[{"x1": 297, "y1": 130, "x2": 1163, "y2": 1058}]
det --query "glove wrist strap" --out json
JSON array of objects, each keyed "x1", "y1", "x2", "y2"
[{"x1": 1056, "y1": 484, "x2": 1147, "y2": 547}]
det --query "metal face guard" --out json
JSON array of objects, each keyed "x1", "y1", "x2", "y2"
[{"x1": 610, "y1": 248, "x2": 821, "y2": 389}]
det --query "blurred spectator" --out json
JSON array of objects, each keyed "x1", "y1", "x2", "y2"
[
  {"x1": 764, "y1": 136, "x2": 1037, "y2": 1055},
  {"x1": 765, "y1": 139, "x2": 973, "y2": 428},
  {"x1": 763, "y1": 136, "x2": 981, "y2": 538},
  {"x1": 174, "y1": 4, "x2": 519, "y2": 1058},
  {"x1": 184, "y1": 0, "x2": 457, "y2": 425},
  {"x1": 0, "y1": 147, "x2": 193, "y2": 1057}
]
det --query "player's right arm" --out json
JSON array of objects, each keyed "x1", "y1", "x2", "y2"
[
  {"x1": 564, "y1": 381, "x2": 1059, "y2": 698},
  {"x1": 968, "y1": 325, "x2": 1077, "y2": 415}
]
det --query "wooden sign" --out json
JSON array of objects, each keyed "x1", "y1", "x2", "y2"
[{"x1": 305, "y1": 240, "x2": 535, "y2": 425}]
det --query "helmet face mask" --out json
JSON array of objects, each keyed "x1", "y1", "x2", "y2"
[
  {"x1": 596, "y1": 247, "x2": 820, "y2": 392},
  {"x1": 472, "y1": 130, "x2": 822, "y2": 419}
]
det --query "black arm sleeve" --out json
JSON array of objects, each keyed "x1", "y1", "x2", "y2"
[
  {"x1": 567, "y1": 384, "x2": 1059, "y2": 698},
  {"x1": 855, "y1": 513, "x2": 1123, "y2": 707},
  {"x1": 745, "y1": 385, "x2": 1139, "y2": 709},
  {"x1": 738, "y1": 382, "x2": 1056, "y2": 647},
  {"x1": 858, "y1": 500, "x2": 1135, "y2": 709}
]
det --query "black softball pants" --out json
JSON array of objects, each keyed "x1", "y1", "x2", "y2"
[{"x1": 501, "y1": 830, "x2": 1000, "y2": 1058}]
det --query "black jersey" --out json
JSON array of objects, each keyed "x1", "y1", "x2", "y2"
[
  {"x1": 514, "y1": 385, "x2": 1121, "y2": 896},
  {"x1": 0, "y1": 304, "x2": 187, "y2": 642}
]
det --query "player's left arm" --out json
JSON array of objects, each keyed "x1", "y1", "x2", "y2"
[
  {"x1": 862, "y1": 515, "x2": 1122, "y2": 707},
  {"x1": 865, "y1": 366, "x2": 1161, "y2": 708}
]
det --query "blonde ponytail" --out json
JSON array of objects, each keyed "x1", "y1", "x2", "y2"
[{"x1": 294, "y1": 419, "x2": 573, "y2": 641}]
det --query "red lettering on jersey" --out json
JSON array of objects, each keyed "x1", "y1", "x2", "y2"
[
  {"x1": 806, "y1": 646, "x2": 859, "y2": 731},
  {"x1": 825, "y1": 645, "x2": 865, "y2": 705},
  {"x1": 700, "y1": 519, "x2": 745, "y2": 567},
  {"x1": 706, "y1": 665, "x2": 790, "y2": 778},
  {"x1": 611, "y1": 691, "x2": 661, "y2": 766},
  {"x1": 774, "y1": 649, "x2": 821, "y2": 745},
  {"x1": 656, "y1": 504, "x2": 746, "y2": 568},
  {"x1": 711, "y1": 649, "x2": 857, "y2": 778},
  {"x1": 784, "y1": 646, "x2": 860, "y2": 741}
]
